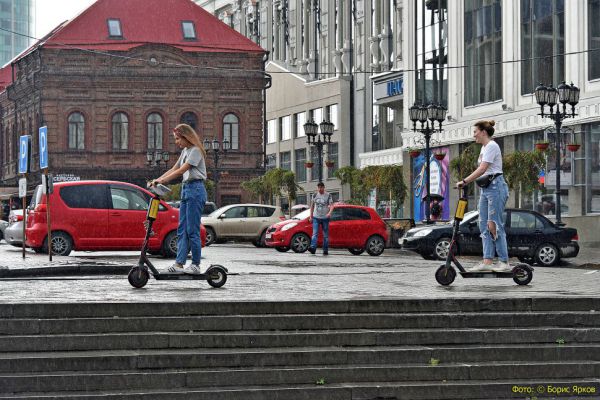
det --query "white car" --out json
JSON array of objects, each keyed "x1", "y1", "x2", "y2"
[
  {"x1": 0, "y1": 219, "x2": 8, "y2": 242},
  {"x1": 4, "y1": 210, "x2": 24, "y2": 247}
]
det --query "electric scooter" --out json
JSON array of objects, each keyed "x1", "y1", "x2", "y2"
[
  {"x1": 434, "y1": 186, "x2": 533, "y2": 286},
  {"x1": 127, "y1": 183, "x2": 228, "y2": 289}
]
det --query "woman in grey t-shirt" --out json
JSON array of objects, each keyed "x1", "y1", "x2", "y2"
[{"x1": 151, "y1": 124, "x2": 207, "y2": 275}]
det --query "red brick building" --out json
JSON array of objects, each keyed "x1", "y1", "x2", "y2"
[{"x1": 0, "y1": 0, "x2": 267, "y2": 205}]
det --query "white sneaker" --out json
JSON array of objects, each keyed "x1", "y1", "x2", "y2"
[
  {"x1": 183, "y1": 264, "x2": 202, "y2": 275},
  {"x1": 164, "y1": 263, "x2": 184, "y2": 274},
  {"x1": 468, "y1": 262, "x2": 494, "y2": 272},
  {"x1": 493, "y1": 261, "x2": 513, "y2": 273}
]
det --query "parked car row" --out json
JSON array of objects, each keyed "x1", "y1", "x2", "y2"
[
  {"x1": 264, "y1": 205, "x2": 388, "y2": 256},
  {"x1": 4, "y1": 209, "x2": 24, "y2": 247},
  {"x1": 401, "y1": 209, "x2": 579, "y2": 267}
]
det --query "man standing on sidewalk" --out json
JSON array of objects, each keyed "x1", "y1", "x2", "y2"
[{"x1": 308, "y1": 182, "x2": 333, "y2": 255}]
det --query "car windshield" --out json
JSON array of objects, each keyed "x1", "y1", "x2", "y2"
[
  {"x1": 208, "y1": 206, "x2": 230, "y2": 218},
  {"x1": 292, "y1": 209, "x2": 311, "y2": 220},
  {"x1": 459, "y1": 210, "x2": 479, "y2": 225}
]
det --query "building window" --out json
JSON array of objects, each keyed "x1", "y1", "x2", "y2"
[
  {"x1": 107, "y1": 19, "x2": 122, "y2": 38},
  {"x1": 267, "y1": 119, "x2": 277, "y2": 143},
  {"x1": 280, "y1": 151, "x2": 291, "y2": 171},
  {"x1": 309, "y1": 146, "x2": 319, "y2": 181},
  {"x1": 295, "y1": 112, "x2": 306, "y2": 138},
  {"x1": 415, "y1": 0, "x2": 448, "y2": 105},
  {"x1": 295, "y1": 148, "x2": 307, "y2": 182},
  {"x1": 223, "y1": 113, "x2": 239, "y2": 150},
  {"x1": 586, "y1": 124, "x2": 600, "y2": 213},
  {"x1": 327, "y1": 143, "x2": 339, "y2": 178},
  {"x1": 266, "y1": 153, "x2": 276, "y2": 170},
  {"x1": 310, "y1": 107, "x2": 323, "y2": 124},
  {"x1": 521, "y1": 0, "x2": 564, "y2": 94},
  {"x1": 112, "y1": 112, "x2": 129, "y2": 150},
  {"x1": 180, "y1": 112, "x2": 198, "y2": 130},
  {"x1": 464, "y1": 0, "x2": 502, "y2": 106},
  {"x1": 280, "y1": 115, "x2": 291, "y2": 141},
  {"x1": 327, "y1": 104, "x2": 338, "y2": 130},
  {"x1": 68, "y1": 112, "x2": 85, "y2": 150},
  {"x1": 147, "y1": 113, "x2": 163, "y2": 149},
  {"x1": 181, "y1": 21, "x2": 197, "y2": 40},
  {"x1": 589, "y1": 0, "x2": 600, "y2": 80}
]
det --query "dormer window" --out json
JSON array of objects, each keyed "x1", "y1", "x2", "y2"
[
  {"x1": 181, "y1": 21, "x2": 197, "y2": 40},
  {"x1": 107, "y1": 19, "x2": 122, "y2": 38}
]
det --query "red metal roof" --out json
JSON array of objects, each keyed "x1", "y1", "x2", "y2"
[
  {"x1": 43, "y1": 0, "x2": 264, "y2": 53},
  {"x1": 0, "y1": 65, "x2": 11, "y2": 91}
]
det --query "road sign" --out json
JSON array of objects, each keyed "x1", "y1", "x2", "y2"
[
  {"x1": 19, "y1": 178, "x2": 27, "y2": 198},
  {"x1": 18, "y1": 135, "x2": 31, "y2": 174},
  {"x1": 39, "y1": 126, "x2": 48, "y2": 169}
]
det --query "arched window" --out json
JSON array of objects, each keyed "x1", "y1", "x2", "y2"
[
  {"x1": 180, "y1": 112, "x2": 198, "y2": 130},
  {"x1": 147, "y1": 113, "x2": 163, "y2": 149},
  {"x1": 223, "y1": 113, "x2": 239, "y2": 150},
  {"x1": 68, "y1": 112, "x2": 85, "y2": 150},
  {"x1": 112, "y1": 112, "x2": 129, "y2": 150}
]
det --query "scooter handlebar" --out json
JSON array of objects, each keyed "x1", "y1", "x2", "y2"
[{"x1": 148, "y1": 183, "x2": 171, "y2": 197}]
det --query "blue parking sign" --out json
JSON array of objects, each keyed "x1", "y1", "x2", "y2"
[
  {"x1": 39, "y1": 126, "x2": 48, "y2": 169},
  {"x1": 18, "y1": 135, "x2": 31, "y2": 174}
]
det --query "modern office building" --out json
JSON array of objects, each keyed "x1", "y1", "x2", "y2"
[{"x1": 0, "y1": 0, "x2": 35, "y2": 66}]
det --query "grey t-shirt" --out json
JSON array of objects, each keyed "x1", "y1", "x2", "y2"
[
  {"x1": 311, "y1": 191, "x2": 333, "y2": 219},
  {"x1": 175, "y1": 146, "x2": 207, "y2": 182}
]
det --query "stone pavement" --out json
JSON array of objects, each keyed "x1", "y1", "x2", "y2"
[{"x1": 0, "y1": 242, "x2": 598, "y2": 303}]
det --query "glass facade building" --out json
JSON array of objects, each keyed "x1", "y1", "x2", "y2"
[{"x1": 0, "y1": 0, "x2": 35, "y2": 67}]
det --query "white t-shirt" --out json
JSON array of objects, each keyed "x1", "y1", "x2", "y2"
[
  {"x1": 175, "y1": 146, "x2": 207, "y2": 182},
  {"x1": 478, "y1": 140, "x2": 503, "y2": 176}
]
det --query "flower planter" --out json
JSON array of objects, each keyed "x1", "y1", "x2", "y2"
[
  {"x1": 304, "y1": 162, "x2": 314, "y2": 168},
  {"x1": 535, "y1": 142, "x2": 550, "y2": 151},
  {"x1": 567, "y1": 144, "x2": 580, "y2": 152},
  {"x1": 434, "y1": 153, "x2": 446, "y2": 160},
  {"x1": 325, "y1": 161, "x2": 334, "y2": 168},
  {"x1": 409, "y1": 150, "x2": 421, "y2": 158}
]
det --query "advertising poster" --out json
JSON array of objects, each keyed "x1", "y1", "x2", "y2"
[{"x1": 413, "y1": 148, "x2": 450, "y2": 222}]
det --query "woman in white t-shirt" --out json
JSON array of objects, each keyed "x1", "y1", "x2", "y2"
[{"x1": 456, "y1": 120, "x2": 511, "y2": 272}]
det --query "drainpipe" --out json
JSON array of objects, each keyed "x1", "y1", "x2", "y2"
[{"x1": 262, "y1": 52, "x2": 271, "y2": 172}]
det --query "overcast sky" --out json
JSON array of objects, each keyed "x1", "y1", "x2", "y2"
[{"x1": 35, "y1": 0, "x2": 97, "y2": 38}]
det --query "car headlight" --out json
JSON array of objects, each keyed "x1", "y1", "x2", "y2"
[
  {"x1": 413, "y1": 229, "x2": 433, "y2": 237},
  {"x1": 281, "y1": 222, "x2": 298, "y2": 231}
]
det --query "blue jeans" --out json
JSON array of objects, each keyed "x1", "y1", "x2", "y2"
[
  {"x1": 176, "y1": 180, "x2": 206, "y2": 265},
  {"x1": 478, "y1": 175, "x2": 509, "y2": 261},
  {"x1": 310, "y1": 217, "x2": 330, "y2": 251}
]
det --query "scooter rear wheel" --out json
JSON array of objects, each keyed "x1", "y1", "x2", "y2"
[
  {"x1": 512, "y1": 264, "x2": 533, "y2": 285},
  {"x1": 435, "y1": 265, "x2": 456, "y2": 286},
  {"x1": 128, "y1": 267, "x2": 149, "y2": 288},
  {"x1": 206, "y1": 266, "x2": 228, "y2": 288}
]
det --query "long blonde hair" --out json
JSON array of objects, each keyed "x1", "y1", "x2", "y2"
[{"x1": 173, "y1": 123, "x2": 207, "y2": 159}]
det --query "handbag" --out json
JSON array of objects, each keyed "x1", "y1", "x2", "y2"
[{"x1": 475, "y1": 173, "x2": 502, "y2": 188}]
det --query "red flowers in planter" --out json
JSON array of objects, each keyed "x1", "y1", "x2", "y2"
[
  {"x1": 325, "y1": 160, "x2": 335, "y2": 168},
  {"x1": 535, "y1": 142, "x2": 550, "y2": 151},
  {"x1": 434, "y1": 152, "x2": 446, "y2": 160},
  {"x1": 304, "y1": 162, "x2": 314, "y2": 168},
  {"x1": 567, "y1": 143, "x2": 580, "y2": 152}
]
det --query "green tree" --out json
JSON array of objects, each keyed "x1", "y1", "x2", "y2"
[
  {"x1": 449, "y1": 142, "x2": 481, "y2": 181},
  {"x1": 241, "y1": 176, "x2": 268, "y2": 203},
  {"x1": 503, "y1": 150, "x2": 547, "y2": 194}
]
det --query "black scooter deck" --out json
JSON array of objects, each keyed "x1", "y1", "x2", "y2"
[
  {"x1": 459, "y1": 271, "x2": 514, "y2": 278},
  {"x1": 153, "y1": 273, "x2": 211, "y2": 280}
]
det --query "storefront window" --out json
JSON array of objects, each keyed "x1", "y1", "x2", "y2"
[{"x1": 587, "y1": 124, "x2": 600, "y2": 213}]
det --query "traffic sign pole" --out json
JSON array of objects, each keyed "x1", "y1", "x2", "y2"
[{"x1": 39, "y1": 127, "x2": 52, "y2": 262}]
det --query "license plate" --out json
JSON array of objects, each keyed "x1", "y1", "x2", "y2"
[{"x1": 266, "y1": 233, "x2": 272, "y2": 239}]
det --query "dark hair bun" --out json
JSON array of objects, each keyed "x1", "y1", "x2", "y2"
[{"x1": 488, "y1": 120, "x2": 496, "y2": 127}]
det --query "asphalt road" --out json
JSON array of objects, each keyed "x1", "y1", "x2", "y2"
[{"x1": 0, "y1": 242, "x2": 598, "y2": 303}]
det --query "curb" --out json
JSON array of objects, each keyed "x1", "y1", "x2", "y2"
[{"x1": 0, "y1": 263, "x2": 132, "y2": 278}]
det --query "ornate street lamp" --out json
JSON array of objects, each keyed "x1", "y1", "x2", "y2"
[
  {"x1": 203, "y1": 138, "x2": 230, "y2": 206},
  {"x1": 409, "y1": 102, "x2": 447, "y2": 224},
  {"x1": 535, "y1": 81, "x2": 580, "y2": 226},
  {"x1": 146, "y1": 150, "x2": 170, "y2": 171},
  {"x1": 304, "y1": 118, "x2": 334, "y2": 183}
]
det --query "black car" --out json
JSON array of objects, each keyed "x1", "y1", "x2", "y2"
[{"x1": 402, "y1": 209, "x2": 579, "y2": 267}]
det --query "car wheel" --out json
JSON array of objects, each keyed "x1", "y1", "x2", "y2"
[
  {"x1": 290, "y1": 233, "x2": 310, "y2": 253},
  {"x1": 205, "y1": 227, "x2": 216, "y2": 246},
  {"x1": 275, "y1": 246, "x2": 290, "y2": 252},
  {"x1": 535, "y1": 243, "x2": 560, "y2": 267},
  {"x1": 45, "y1": 232, "x2": 73, "y2": 256},
  {"x1": 252, "y1": 229, "x2": 268, "y2": 248},
  {"x1": 433, "y1": 237, "x2": 452, "y2": 260},
  {"x1": 348, "y1": 248, "x2": 365, "y2": 255},
  {"x1": 161, "y1": 231, "x2": 178, "y2": 258},
  {"x1": 366, "y1": 235, "x2": 385, "y2": 256}
]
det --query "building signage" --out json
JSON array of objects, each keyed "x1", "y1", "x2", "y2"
[
  {"x1": 39, "y1": 126, "x2": 48, "y2": 169},
  {"x1": 373, "y1": 73, "x2": 404, "y2": 101},
  {"x1": 53, "y1": 174, "x2": 81, "y2": 182},
  {"x1": 386, "y1": 78, "x2": 403, "y2": 97},
  {"x1": 18, "y1": 135, "x2": 31, "y2": 174}
]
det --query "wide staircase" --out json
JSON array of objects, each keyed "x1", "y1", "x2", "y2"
[{"x1": 0, "y1": 298, "x2": 599, "y2": 399}]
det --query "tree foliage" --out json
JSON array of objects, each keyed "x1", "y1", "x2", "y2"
[
  {"x1": 334, "y1": 165, "x2": 407, "y2": 206},
  {"x1": 241, "y1": 168, "x2": 302, "y2": 205},
  {"x1": 503, "y1": 149, "x2": 547, "y2": 194},
  {"x1": 449, "y1": 142, "x2": 481, "y2": 181}
]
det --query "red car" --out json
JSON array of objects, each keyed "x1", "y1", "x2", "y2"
[
  {"x1": 25, "y1": 180, "x2": 206, "y2": 257},
  {"x1": 265, "y1": 204, "x2": 388, "y2": 256}
]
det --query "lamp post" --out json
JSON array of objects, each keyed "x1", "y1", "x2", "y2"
[
  {"x1": 535, "y1": 81, "x2": 580, "y2": 226},
  {"x1": 203, "y1": 138, "x2": 230, "y2": 207},
  {"x1": 146, "y1": 149, "x2": 170, "y2": 172},
  {"x1": 409, "y1": 102, "x2": 447, "y2": 225},
  {"x1": 303, "y1": 118, "x2": 334, "y2": 183}
]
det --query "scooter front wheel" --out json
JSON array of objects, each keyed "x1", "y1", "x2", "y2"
[
  {"x1": 512, "y1": 264, "x2": 533, "y2": 286},
  {"x1": 128, "y1": 267, "x2": 149, "y2": 288},
  {"x1": 206, "y1": 265, "x2": 228, "y2": 288},
  {"x1": 435, "y1": 265, "x2": 456, "y2": 286}
]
